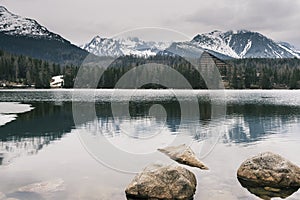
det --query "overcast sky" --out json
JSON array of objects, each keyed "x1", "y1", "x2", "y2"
[{"x1": 1, "y1": 0, "x2": 300, "y2": 48}]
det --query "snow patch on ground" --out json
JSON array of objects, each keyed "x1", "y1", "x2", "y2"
[
  {"x1": 0, "y1": 102, "x2": 33, "y2": 126},
  {"x1": 0, "y1": 114, "x2": 17, "y2": 127}
]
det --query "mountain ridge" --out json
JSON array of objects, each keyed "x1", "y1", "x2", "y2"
[
  {"x1": 0, "y1": 6, "x2": 65, "y2": 42},
  {"x1": 190, "y1": 30, "x2": 300, "y2": 59},
  {"x1": 83, "y1": 30, "x2": 300, "y2": 59},
  {"x1": 1, "y1": 5, "x2": 300, "y2": 61},
  {"x1": 81, "y1": 35, "x2": 170, "y2": 57}
]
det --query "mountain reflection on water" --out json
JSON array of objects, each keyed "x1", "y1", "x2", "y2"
[
  {"x1": 224, "y1": 104, "x2": 300, "y2": 143},
  {"x1": 0, "y1": 97, "x2": 299, "y2": 165}
]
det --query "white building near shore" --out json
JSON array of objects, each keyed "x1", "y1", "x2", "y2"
[{"x1": 50, "y1": 75, "x2": 64, "y2": 88}]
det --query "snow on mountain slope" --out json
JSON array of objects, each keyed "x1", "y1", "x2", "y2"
[
  {"x1": 83, "y1": 30, "x2": 300, "y2": 59},
  {"x1": 0, "y1": 6, "x2": 64, "y2": 42},
  {"x1": 192, "y1": 30, "x2": 239, "y2": 58},
  {"x1": 81, "y1": 36, "x2": 170, "y2": 57},
  {"x1": 191, "y1": 30, "x2": 300, "y2": 59},
  {"x1": 1, "y1": 5, "x2": 299, "y2": 59},
  {"x1": 278, "y1": 42, "x2": 300, "y2": 58}
]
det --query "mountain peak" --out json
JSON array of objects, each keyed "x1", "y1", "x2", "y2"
[
  {"x1": 0, "y1": 6, "x2": 8, "y2": 12},
  {"x1": 0, "y1": 6, "x2": 65, "y2": 42},
  {"x1": 233, "y1": 29, "x2": 251, "y2": 34},
  {"x1": 81, "y1": 36, "x2": 170, "y2": 57},
  {"x1": 82, "y1": 30, "x2": 300, "y2": 59},
  {"x1": 209, "y1": 30, "x2": 222, "y2": 35},
  {"x1": 93, "y1": 35, "x2": 108, "y2": 42},
  {"x1": 190, "y1": 30, "x2": 300, "y2": 58}
]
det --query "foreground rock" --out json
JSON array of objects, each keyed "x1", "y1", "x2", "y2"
[
  {"x1": 237, "y1": 152, "x2": 300, "y2": 188},
  {"x1": 237, "y1": 152, "x2": 300, "y2": 199},
  {"x1": 158, "y1": 144, "x2": 209, "y2": 170},
  {"x1": 125, "y1": 164, "x2": 197, "y2": 200}
]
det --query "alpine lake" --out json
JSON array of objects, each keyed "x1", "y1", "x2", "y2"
[{"x1": 0, "y1": 89, "x2": 300, "y2": 200}]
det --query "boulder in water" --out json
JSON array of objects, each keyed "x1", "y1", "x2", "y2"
[{"x1": 125, "y1": 164, "x2": 197, "y2": 200}]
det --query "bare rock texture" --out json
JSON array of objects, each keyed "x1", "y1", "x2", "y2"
[
  {"x1": 237, "y1": 152, "x2": 300, "y2": 199},
  {"x1": 125, "y1": 164, "x2": 197, "y2": 200},
  {"x1": 237, "y1": 152, "x2": 300, "y2": 188},
  {"x1": 158, "y1": 144, "x2": 209, "y2": 170}
]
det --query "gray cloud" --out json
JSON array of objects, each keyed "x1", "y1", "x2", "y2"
[{"x1": 185, "y1": 0, "x2": 300, "y2": 47}]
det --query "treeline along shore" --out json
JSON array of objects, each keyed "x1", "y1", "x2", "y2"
[{"x1": 0, "y1": 49, "x2": 300, "y2": 89}]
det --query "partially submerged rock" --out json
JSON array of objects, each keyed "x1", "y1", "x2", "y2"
[
  {"x1": 158, "y1": 144, "x2": 209, "y2": 170},
  {"x1": 237, "y1": 152, "x2": 300, "y2": 188},
  {"x1": 125, "y1": 164, "x2": 197, "y2": 200},
  {"x1": 237, "y1": 152, "x2": 300, "y2": 199},
  {"x1": 17, "y1": 178, "x2": 65, "y2": 194}
]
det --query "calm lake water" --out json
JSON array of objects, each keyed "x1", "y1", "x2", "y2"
[{"x1": 0, "y1": 89, "x2": 300, "y2": 200}]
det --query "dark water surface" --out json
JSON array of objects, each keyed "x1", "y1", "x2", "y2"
[{"x1": 0, "y1": 89, "x2": 300, "y2": 200}]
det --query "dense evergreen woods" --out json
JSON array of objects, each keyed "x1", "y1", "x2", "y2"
[
  {"x1": 227, "y1": 58, "x2": 300, "y2": 89},
  {"x1": 75, "y1": 55, "x2": 300, "y2": 89},
  {"x1": 0, "y1": 50, "x2": 77, "y2": 88},
  {"x1": 0, "y1": 32, "x2": 89, "y2": 65},
  {"x1": 97, "y1": 55, "x2": 206, "y2": 89},
  {"x1": 0, "y1": 49, "x2": 300, "y2": 89}
]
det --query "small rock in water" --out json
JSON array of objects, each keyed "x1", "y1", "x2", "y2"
[
  {"x1": 237, "y1": 152, "x2": 300, "y2": 199},
  {"x1": 125, "y1": 164, "x2": 197, "y2": 200},
  {"x1": 17, "y1": 178, "x2": 65, "y2": 194},
  {"x1": 158, "y1": 144, "x2": 209, "y2": 170}
]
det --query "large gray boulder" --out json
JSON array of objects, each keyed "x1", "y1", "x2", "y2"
[
  {"x1": 158, "y1": 144, "x2": 209, "y2": 170},
  {"x1": 125, "y1": 164, "x2": 197, "y2": 200},
  {"x1": 237, "y1": 152, "x2": 300, "y2": 188}
]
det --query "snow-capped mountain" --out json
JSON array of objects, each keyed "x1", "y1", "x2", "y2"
[
  {"x1": 83, "y1": 30, "x2": 300, "y2": 59},
  {"x1": 81, "y1": 36, "x2": 170, "y2": 57},
  {"x1": 2, "y1": 5, "x2": 298, "y2": 60},
  {"x1": 0, "y1": 6, "x2": 64, "y2": 42},
  {"x1": 190, "y1": 30, "x2": 300, "y2": 59},
  {"x1": 0, "y1": 6, "x2": 89, "y2": 64}
]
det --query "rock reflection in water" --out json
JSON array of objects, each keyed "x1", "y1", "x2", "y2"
[{"x1": 238, "y1": 178, "x2": 300, "y2": 200}]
